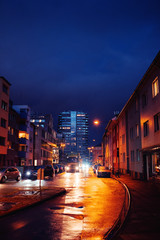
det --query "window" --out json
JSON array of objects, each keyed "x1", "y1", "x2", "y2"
[
  {"x1": 131, "y1": 150, "x2": 135, "y2": 162},
  {"x1": 136, "y1": 149, "x2": 140, "y2": 161},
  {"x1": 136, "y1": 124, "x2": 139, "y2": 137},
  {"x1": 1, "y1": 118, "x2": 6, "y2": 128},
  {"x1": 0, "y1": 136, "x2": 5, "y2": 146},
  {"x1": 154, "y1": 113, "x2": 160, "y2": 132},
  {"x1": 1, "y1": 100, "x2": 7, "y2": 111},
  {"x1": 144, "y1": 121, "x2": 149, "y2": 137},
  {"x1": 152, "y1": 77, "x2": 159, "y2": 98},
  {"x1": 130, "y1": 127, "x2": 134, "y2": 139},
  {"x1": 19, "y1": 132, "x2": 29, "y2": 140},
  {"x1": 3, "y1": 84, "x2": 8, "y2": 94},
  {"x1": 142, "y1": 94, "x2": 147, "y2": 107}
]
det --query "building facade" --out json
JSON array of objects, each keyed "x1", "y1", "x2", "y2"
[
  {"x1": 58, "y1": 111, "x2": 88, "y2": 159},
  {"x1": 0, "y1": 77, "x2": 11, "y2": 167},
  {"x1": 103, "y1": 51, "x2": 160, "y2": 180},
  {"x1": 30, "y1": 113, "x2": 58, "y2": 166},
  {"x1": 6, "y1": 101, "x2": 20, "y2": 166},
  {"x1": 13, "y1": 105, "x2": 32, "y2": 166}
]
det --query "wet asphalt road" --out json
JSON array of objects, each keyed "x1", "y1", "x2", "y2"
[{"x1": 0, "y1": 171, "x2": 124, "y2": 240}]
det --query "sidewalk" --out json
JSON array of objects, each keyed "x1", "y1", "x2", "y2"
[
  {"x1": 114, "y1": 174, "x2": 160, "y2": 240},
  {"x1": 0, "y1": 185, "x2": 66, "y2": 217}
]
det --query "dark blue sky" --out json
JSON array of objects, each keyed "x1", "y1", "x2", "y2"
[{"x1": 1, "y1": 0, "x2": 160, "y2": 144}]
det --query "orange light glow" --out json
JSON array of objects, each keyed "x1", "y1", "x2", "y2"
[{"x1": 93, "y1": 120, "x2": 100, "y2": 126}]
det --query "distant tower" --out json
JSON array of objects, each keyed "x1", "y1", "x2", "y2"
[{"x1": 58, "y1": 111, "x2": 88, "y2": 158}]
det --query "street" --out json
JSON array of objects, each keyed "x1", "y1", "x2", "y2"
[{"x1": 0, "y1": 170, "x2": 124, "y2": 240}]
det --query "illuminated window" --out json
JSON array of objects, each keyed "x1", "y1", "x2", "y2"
[
  {"x1": 19, "y1": 132, "x2": 29, "y2": 140},
  {"x1": 152, "y1": 77, "x2": 159, "y2": 98}
]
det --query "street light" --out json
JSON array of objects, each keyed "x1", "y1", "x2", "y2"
[{"x1": 93, "y1": 119, "x2": 100, "y2": 126}]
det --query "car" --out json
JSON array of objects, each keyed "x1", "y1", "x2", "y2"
[
  {"x1": 0, "y1": 167, "x2": 21, "y2": 183},
  {"x1": 65, "y1": 163, "x2": 79, "y2": 173},
  {"x1": 44, "y1": 165, "x2": 55, "y2": 178},
  {"x1": 93, "y1": 164, "x2": 101, "y2": 173},
  {"x1": 23, "y1": 168, "x2": 38, "y2": 180},
  {"x1": 53, "y1": 164, "x2": 59, "y2": 174},
  {"x1": 96, "y1": 166, "x2": 111, "y2": 178}
]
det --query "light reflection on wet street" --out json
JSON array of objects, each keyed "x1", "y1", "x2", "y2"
[{"x1": 0, "y1": 170, "x2": 124, "y2": 240}]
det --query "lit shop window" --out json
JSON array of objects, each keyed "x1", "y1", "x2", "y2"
[
  {"x1": 152, "y1": 77, "x2": 159, "y2": 98},
  {"x1": 19, "y1": 131, "x2": 29, "y2": 139}
]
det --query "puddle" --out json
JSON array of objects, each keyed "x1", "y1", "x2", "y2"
[{"x1": 5, "y1": 191, "x2": 38, "y2": 197}]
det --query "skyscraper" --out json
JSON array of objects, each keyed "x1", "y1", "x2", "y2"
[{"x1": 58, "y1": 111, "x2": 88, "y2": 159}]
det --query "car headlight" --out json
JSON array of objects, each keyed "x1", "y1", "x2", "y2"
[
  {"x1": 26, "y1": 171, "x2": 31, "y2": 176},
  {"x1": 76, "y1": 167, "x2": 79, "y2": 170},
  {"x1": 66, "y1": 167, "x2": 69, "y2": 170}
]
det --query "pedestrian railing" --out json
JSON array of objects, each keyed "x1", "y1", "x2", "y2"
[{"x1": 104, "y1": 178, "x2": 131, "y2": 240}]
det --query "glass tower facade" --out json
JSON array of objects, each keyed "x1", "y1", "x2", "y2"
[{"x1": 58, "y1": 111, "x2": 88, "y2": 158}]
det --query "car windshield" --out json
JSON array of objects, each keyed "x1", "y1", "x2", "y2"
[{"x1": 0, "y1": 168, "x2": 6, "y2": 172}]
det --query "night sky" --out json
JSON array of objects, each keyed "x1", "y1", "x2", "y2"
[{"x1": 1, "y1": 0, "x2": 160, "y2": 144}]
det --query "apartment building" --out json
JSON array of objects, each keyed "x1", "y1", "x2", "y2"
[
  {"x1": 30, "y1": 113, "x2": 58, "y2": 166},
  {"x1": 103, "y1": 51, "x2": 160, "y2": 180},
  {"x1": 13, "y1": 105, "x2": 32, "y2": 166},
  {"x1": 0, "y1": 77, "x2": 11, "y2": 167}
]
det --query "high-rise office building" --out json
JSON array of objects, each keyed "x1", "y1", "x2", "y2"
[{"x1": 58, "y1": 111, "x2": 88, "y2": 158}]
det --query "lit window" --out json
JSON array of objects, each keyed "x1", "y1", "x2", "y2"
[
  {"x1": 152, "y1": 77, "x2": 159, "y2": 98},
  {"x1": 19, "y1": 131, "x2": 29, "y2": 140}
]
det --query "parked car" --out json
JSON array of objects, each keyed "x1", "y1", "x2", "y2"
[
  {"x1": 0, "y1": 167, "x2": 21, "y2": 183},
  {"x1": 93, "y1": 164, "x2": 101, "y2": 173},
  {"x1": 96, "y1": 166, "x2": 111, "y2": 178},
  {"x1": 53, "y1": 164, "x2": 59, "y2": 174},
  {"x1": 44, "y1": 165, "x2": 55, "y2": 178},
  {"x1": 23, "y1": 168, "x2": 38, "y2": 180},
  {"x1": 57, "y1": 164, "x2": 65, "y2": 173}
]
